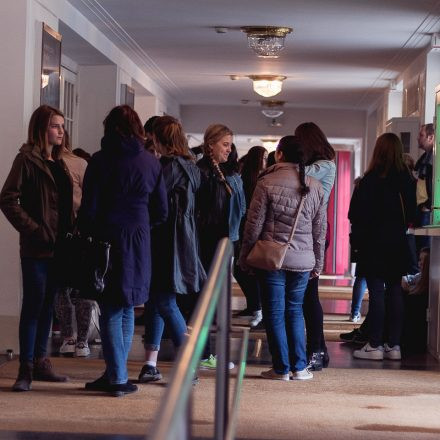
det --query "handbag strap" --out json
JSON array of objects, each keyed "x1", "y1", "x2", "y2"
[
  {"x1": 287, "y1": 194, "x2": 306, "y2": 246},
  {"x1": 399, "y1": 192, "x2": 406, "y2": 227}
]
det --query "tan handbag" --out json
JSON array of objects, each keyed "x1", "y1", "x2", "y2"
[{"x1": 246, "y1": 195, "x2": 306, "y2": 271}]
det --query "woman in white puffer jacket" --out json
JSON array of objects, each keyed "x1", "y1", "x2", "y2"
[{"x1": 239, "y1": 135, "x2": 326, "y2": 381}]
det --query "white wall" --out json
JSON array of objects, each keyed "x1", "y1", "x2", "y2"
[
  {"x1": 425, "y1": 50, "x2": 440, "y2": 124},
  {"x1": 181, "y1": 105, "x2": 366, "y2": 140}
]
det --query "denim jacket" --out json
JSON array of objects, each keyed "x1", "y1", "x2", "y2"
[
  {"x1": 305, "y1": 160, "x2": 336, "y2": 205},
  {"x1": 226, "y1": 173, "x2": 246, "y2": 242}
]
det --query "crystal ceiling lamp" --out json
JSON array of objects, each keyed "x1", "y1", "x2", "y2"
[
  {"x1": 241, "y1": 26, "x2": 293, "y2": 58},
  {"x1": 249, "y1": 75, "x2": 286, "y2": 98},
  {"x1": 261, "y1": 100, "x2": 285, "y2": 118}
]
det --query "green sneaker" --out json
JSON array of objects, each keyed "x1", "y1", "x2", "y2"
[
  {"x1": 199, "y1": 354, "x2": 235, "y2": 370},
  {"x1": 200, "y1": 354, "x2": 217, "y2": 369}
]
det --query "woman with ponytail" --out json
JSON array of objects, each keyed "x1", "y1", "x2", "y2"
[
  {"x1": 239, "y1": 135, "x2": 326, "y2": 381},
  {"x1": 294, "y1": 122, "x2": 336, "y2": 371}
]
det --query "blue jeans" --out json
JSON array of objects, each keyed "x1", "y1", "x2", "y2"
[
  {"x1": 350, "y1": 277, "x2": 367, "y2": 317},
  {"x1": 366, "y1": 277, "x2": 403, "y2": 347},
  {"x1": 259, "y1": 270, "x2": 310, "y2": 374},
  {"x1": 144, "y1": 291, "x2": 187, "y2": 350},
  {"x1": 19, "y1": 258, "x2": 57, "y2": 363},
  {"x1": 99, "y1": 304, "x2": 134, "y2": 384}
]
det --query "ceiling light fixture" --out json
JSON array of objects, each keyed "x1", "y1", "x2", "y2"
[
  {"x1": 241, "y1": 26, "x2": 293, "y2": 58},
  {"x1": 261, "y1": 100, "x2": 285, "y2": 118},
  {"x1": 249, "y1": 75, "x2": 286, "y2": 98}
]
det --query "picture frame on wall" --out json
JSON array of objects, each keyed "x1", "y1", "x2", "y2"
[{"x1": 40, "y1": 23, "x2": 62, "y2": 109}]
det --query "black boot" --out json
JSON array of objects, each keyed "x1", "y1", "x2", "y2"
[
  {"x1": 33, "y1": 358, "x2": 69, "y2": 382},
  {"x1": 12, "y1": 362, "x2": 33, "y2": 391},
  {"x1": 321, "y1": 350, "x2": 330, "y2": 368},
  {"x1": 307, "y1": 352, "x2": 323, "y2": 371}
]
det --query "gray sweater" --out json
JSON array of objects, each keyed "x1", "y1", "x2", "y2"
[{"x1": 239, "y1": 162, "x2": 326, "y2": 272}]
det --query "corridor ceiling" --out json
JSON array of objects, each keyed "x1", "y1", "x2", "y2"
[{"x1": 67, "y1": 0, "x2": 440, "y2": 110}]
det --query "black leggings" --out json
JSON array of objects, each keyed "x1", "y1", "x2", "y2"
[{"x1": 303, "y1": 276, "x2": 327, "y2": 354}]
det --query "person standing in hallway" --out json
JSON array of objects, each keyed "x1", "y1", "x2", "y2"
[
  {"x1": 349, "y1": 133, "x2": 416, "y2": 361},
  {"x1": 138, "y1": 116, "x2": 206, "y2": 383},
  {"x1": 294, "y1": 122, "x2": 336, "y2": 371},
  {"x1": 239, "y1": 135, "x2": 326, "y2": 381},
  {"x1": 79, "y1": 105, "x2": 168, "y2": 397},
  {"x1": 414, "y1": 123, "x2": 434, "y2": 251},
  {"x1": 0, "y1": 105, "x2": 73, "y2": 391}
]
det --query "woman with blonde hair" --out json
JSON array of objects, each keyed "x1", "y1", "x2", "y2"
[
  {"x1": 138, "y1": 115, "x2": 206, "y2": 383},
  {"x1": 0, "y1": 105, "x2": 72, "y2": 391},
  {"x1": 349, "y1": 133, "x2": 416, "y2": 361}
]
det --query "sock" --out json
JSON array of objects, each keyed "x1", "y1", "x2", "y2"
[{"x1": 145, "y1": 360, "x2": 156, "y2": 367}]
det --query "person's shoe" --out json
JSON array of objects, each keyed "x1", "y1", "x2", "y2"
[
  {"x1": 350, "y1": 313, "x2": 361, "y2": 323},
  {"x1": 291, "y1": 368, "x2": 313, "y2": 380},
  {"x1": 233, "y1": 308, "x2": 253, "y2": 319},
  {"x1": 108, "y1": 381, "x2": 138, "y2": 397},
  {"x1": 307, "y1": 352, "x2": 323, "y2": 371},
  {"x1": 138, "y1": 364, "x2": 162, "y2": 383},
  {"x1": 75, "y1": 341, "x2": 90, "y2": 357},
  {"x1": 85, "y1": 374, "x2": 110, "y2": 391},
  {"x1": 353, "y1": 343, "x2": 384, "y2": 360},
  {"x1": 59, "y1": 338, "x2": 76, "y2": 354},
  {"x1": 384, "y1": 343, "x2": 401, "y2": 360},
  {"x1": 33, "y1": 358, "x2": 69, "y2": 382},
  {"x1": 340, "y1": 328, "x2": 368, "y2": 344},
  {"x1": 249, "y1": 310, "x2": 263, "y2": 328},
  {"x1": 12, "y1": 362, "x2": 33, "y2": 392},
  {"x1": 199, "y1": 355, "x2": 234, "y2": 370},
  {"x1": 250, "y1": 320, "x2": 265, "y2": 331},
  {"x1": 260, "y1": 368, "x2": 289, "y2": 381}
]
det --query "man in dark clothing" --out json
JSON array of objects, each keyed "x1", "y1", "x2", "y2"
[{"x1": 414, "y1": 123, "x2": 434, "y2": 251}]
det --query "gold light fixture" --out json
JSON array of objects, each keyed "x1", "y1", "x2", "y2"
[
  {"x1": 261, "y1": 100, "x2": 285, "y2": 118},
  {"x1": 250, "y1": 75, "x2": 286, "y2": 98},
  {"x1": 241, "y1": 26, "x2": 293, "y2": 58}
]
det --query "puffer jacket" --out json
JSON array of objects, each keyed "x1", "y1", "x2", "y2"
[{"x1": 239, "y1": 162, "x2": 326, "y2": 272}]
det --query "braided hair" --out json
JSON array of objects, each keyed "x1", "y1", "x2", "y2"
[{"x1": 277, "y1": 135, "x2": 310, "y2": 197}]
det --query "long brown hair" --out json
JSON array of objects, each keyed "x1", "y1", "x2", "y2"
[
  {"x1": 241, "y1": 146, "x2": 267, "y2": 203},
  {"x1": 366, "y1": 133, "x2": 405, "y2": 177},
  {"x1": 27, "y1": 105, "x2": 64, "y2": 158},
  {"x1": 152, "y1": 115, "x2": 192, "y2": 159},
  {"x1": 294, "y1": 122, "x2": 335, "y2": 165},
  {"x1": 103, "y1": 105, "x2": 145, "y2": 141}
]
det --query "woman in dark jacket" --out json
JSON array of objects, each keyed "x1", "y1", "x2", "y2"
[
  {"x1": 0, "y1": 105, "x2": 72, "y2": 391},
  {"x1": 79, "y1": 106, "x2": 168, "y2": 396},
  {"x1": 350, "y1": 133, "x2": 416, "y2": 361},
  {"x1": 138, "y1": 116, "x2": 206, "y2": 383}
]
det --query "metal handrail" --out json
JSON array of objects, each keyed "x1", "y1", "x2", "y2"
[{"x1": 148, "y1": 238, "x2": 248, "y2": 440}]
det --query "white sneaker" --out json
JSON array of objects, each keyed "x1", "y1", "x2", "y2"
[
  {"x1": 291, "y1": 368, "x2": 313, "y2": 380},
  {"x1": 261, "y1": 368, "x2": 289, "y2": 381},
  {"x1": 384, "y1": 343, "x2": 401, "y2": 360},
  {"x1": 350, "y1": 313, "x2": 361, "y2": 323},
  {"x1": 59, "y1": 338, "x2": 76, "y2": 354},
  {"x1": 353, "y1": 343, "x2": 384, "y2": 360},
  {"x1": 249, "y1": 310, "x2": 263, "y2": 328},
  {"x1": 75, "y1": 341, "x2": 90, "y2": 357}
]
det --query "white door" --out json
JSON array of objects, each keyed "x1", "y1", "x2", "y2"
[{"x1": 60, "y1": 67, "x2": 78, "y2": 148}]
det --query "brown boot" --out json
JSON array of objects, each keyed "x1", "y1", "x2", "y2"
[
  {"x1": 12, "y1": 362, "x2": 33, "y2": 391},
  {"x1": 33, "y1": 358, "x2": 69, "y2": 382}
]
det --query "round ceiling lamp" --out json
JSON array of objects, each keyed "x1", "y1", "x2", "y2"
[
  {"x1": 261, "y1": 100, "x2": 285, "y2": 118},
  {"x1": 249, "y1": 75, "x2": 286, "y2": 98},
  {"x1": 241, "y1": 26, "x2": 293, "y2": 58}
]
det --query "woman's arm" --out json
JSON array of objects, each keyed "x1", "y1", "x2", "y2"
[{"x1": 312, "y1": 189, "x2": 327, "y2": 274}]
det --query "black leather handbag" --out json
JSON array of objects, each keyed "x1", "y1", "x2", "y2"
[{"x1": 56, "y1": 233, "x2": 111, "y2": 300}]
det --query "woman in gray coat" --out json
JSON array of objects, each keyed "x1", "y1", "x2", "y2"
[{"x1": 239, "y1": 135, "x2": 326, "y2": 381}]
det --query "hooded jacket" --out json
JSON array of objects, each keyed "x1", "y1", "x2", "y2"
[{"x1": 239, "y1": 162, "x2": 326, "y2": 272}]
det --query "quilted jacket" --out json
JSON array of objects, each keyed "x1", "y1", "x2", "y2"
[{"x1": 239, "y1": 162, "x2": 326, "y2": 272}]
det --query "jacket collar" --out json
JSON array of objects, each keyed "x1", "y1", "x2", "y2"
[
  {"x1": 259, "y1": 162, "x2": 298, "y2": 178},
  {"x1": 19, "y1": 143, "x2": 56, "y2": 185}
]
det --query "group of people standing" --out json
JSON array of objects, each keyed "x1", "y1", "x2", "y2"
[{"x1": 1, "y1": 101, "x2": 428, "y2": 395}]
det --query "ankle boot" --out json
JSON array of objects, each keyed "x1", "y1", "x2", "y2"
[
  {"x1": 307, "y1": 352, "x2": 323, "y2": 371},
  {"x1": 12, "y1": 362, "x2": 33, "y2": 391},
  {"x1": 33, "y1": 358, "x2": 69, "y2": 382}
]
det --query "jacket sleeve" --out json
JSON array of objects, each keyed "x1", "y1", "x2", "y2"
[
  {"x1": 402, "y1": 172, "x2": 417, "y2": 227},
  {"x1": 0, "y1": 153, "x2": 40, "y2": 235},
  {"x1": 312, "y1": 188, "x2": 327, "y2": 273},
  {"x1": 149, "y1": 167, "x2": 168, "y2": 227},
  {"x1": 238, "y1": 178, "x2": 268, "y2": 268},
  {"x1": 305, "y1": 160, "x2": 333, "y2": 181}
]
